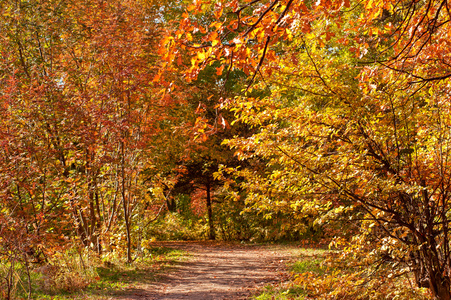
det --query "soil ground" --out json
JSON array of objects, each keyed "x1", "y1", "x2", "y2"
[{"x1": 119, "y1": 241, "x2": 295, "y2": 300}]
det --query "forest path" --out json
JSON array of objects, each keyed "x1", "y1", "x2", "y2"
[{"x1": 119, "y1": 241, "x2": 294, "y2": 300}]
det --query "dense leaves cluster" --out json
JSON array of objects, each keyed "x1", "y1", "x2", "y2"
[
  {"x1": 0, "y1": 0, "x2": 185, "y2": 296},
  {"x1": 2, "y1": 0, "x2": 451, "y2": 298},
  {"x1": 173, "y1": 0, "x2": 451, "y2": 299}
]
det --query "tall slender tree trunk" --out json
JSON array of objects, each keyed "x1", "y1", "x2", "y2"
[
  {"x1": 94, "y1": 191, "x2": 102, "y2": 254},
  {"x1": 206, "y1": 181, "x2": 215, "y2": 240},
  {"x1": 121, "y1": 141, "x2": 132, "y2": 263}
]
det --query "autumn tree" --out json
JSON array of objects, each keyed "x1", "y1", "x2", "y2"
[
  {"x1": 144, "y1": 57, "x2": 253, "y2": 240},
  {"x1": 0, "y1": 0, "x2": 180, "y2": 272},
  {"x1": 175, "y1": 0, "x2": 451, "y2": 298}
]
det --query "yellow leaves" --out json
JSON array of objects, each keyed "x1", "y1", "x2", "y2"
[
  {"x1": 197, "y1": 51, "x2": 206, "y2": 61},
  {"x1": 209, "y1": 21, "x2": 221, "y2": 30},
  {"x1": 365, "y1": 0, "x2": 374, "y2": 9},
  {"x1": 190, "y1": 56, "x2": 197, "y2": 67},
  {"x1": 285, "y1": 28, "x2": 293, "y2": 41},
  {"x1": 161, "y1": 35, "x2": 173, "y2": 47},
  {"x1": 191, "y1": 47, "x2": 212, "y2": 67},
  {"x1": 210, "y1": 31, "x2": 220, "y2": 47}
]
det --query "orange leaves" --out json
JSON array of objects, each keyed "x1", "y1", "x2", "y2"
[
  {"x1": 193, "y1": 116, "x2": 213, "y2": 142},
  {"x1": 218, "y1": 113, "x2": 230, "y2": 129},
  {"x1": 213, "y1": 6, "x2": 223, "y2": 20},
  {"x1": 0, "y1": 0, "x2": 197, "y2": 268},
  {"x1": 186, "y1": 3, "x2": 197, "y2": 12},
  {"x1": 315, "y1": 0, "x2": 351, "y2": 12},
  {"x1": 210, "y1": 31, "x2": 220, "y2": 47},
  {"x1": 216, "y1": 65, "x2": 225, "y2": 75},
  {"x1": 178, "y1": 0, "x2": 450, "y2": 93},
  {"x1": 152, "y1": 72, "x2": 161, "y2": 83},
  {"x1": 209, "y1": 21, "x2": 221, "y2": 30},
  {"x1": 325, "y1": 30, "x2": 335, "y2": 41}
]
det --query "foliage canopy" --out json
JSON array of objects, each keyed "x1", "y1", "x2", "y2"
[{"x1": 2, "y1": 0, "x2": 451, "y2": 298}]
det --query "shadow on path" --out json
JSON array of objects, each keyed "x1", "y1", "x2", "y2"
[{"x1": 119, "y1": 241, "x2": 292, "y2": 300}]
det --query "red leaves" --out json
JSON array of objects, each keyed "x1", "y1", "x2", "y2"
[{"x1": 0, "y1": 0, "x2": 195, "y2": 269}]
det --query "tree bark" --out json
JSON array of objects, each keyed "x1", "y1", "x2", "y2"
[
  {"x1": 206, "y1": 181, "x2": 215, "y2": 240},
  {"x1": 121, "y1": 141, "x2": 132, "y2": 263}
]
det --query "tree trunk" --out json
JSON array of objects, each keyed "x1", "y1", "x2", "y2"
[
  {"x1": 94, "y1": 191, "x2": 102, "y2": 254},
  {"x1": 206, "y1": 181, "x2": 215, "y2": 240},
  {"x1": 121, "y1": 141, "x2": 132, "y2": 263},
  {"x1": 166, "y1": 197, "x2": 177, "y2": 212},
  {"x1": 410, "y1": 248, "x2": 451, "y2": 300},
  {"x1": 433, "y1": 274, "x2": 451, "y2": 300}
]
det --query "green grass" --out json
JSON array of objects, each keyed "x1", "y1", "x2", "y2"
[
  {"x1": 254, "y1": 285, "x2": 307, "y2": 300},
  {"x1": 23, "y1": 246, "x2": 188, "y2": 300},
  {"x1": 252, "y1": 246, "x2": 328, "y2": 300},
  {"x1": 290, "y1": 259, "x2": 324, "y2": 275}
]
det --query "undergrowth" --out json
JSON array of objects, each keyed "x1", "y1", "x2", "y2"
[
  {"x1": 252, "y1": 244, "x2": 433, "y2": 300},
  {"x1": 252, "y1": 247, "x2": 326, "y2": 300},
  {"x1": 6, "y1": 246, "x2": 187, "y2": 300}
]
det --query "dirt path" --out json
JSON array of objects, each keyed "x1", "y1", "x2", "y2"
[{"x1": 120, "y1": 241, "x2": 293, "y2": 300}]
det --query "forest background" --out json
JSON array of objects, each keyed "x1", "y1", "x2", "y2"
[{"x1": 1, "y1": 0, "x2": 451, "y2": 299}]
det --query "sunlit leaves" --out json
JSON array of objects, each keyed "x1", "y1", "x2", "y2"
[
  {"x1": 180, "y1": 0, "x2": 451, "y2": 297},
  {"x1": 0, "y1": 0, "x2": 184, "y2": 268}
]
